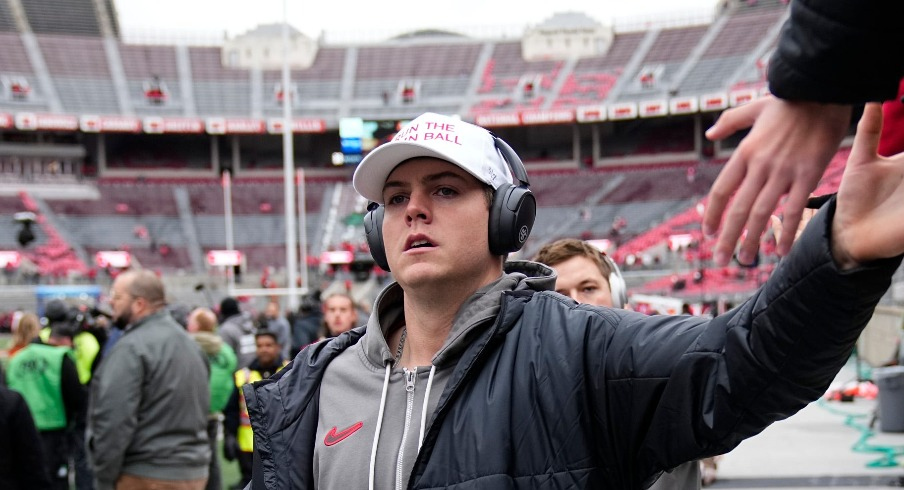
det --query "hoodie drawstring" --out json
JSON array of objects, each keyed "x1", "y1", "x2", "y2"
[
  {"x1": 418, "y1": 364, "x2": 436, "y2": 452},
  {"x1": 369, "y1": 362, "x2": 392, "y2": 490},
  {"x1": 370, "y1": 361, "x2": 437, "y2": 489}
]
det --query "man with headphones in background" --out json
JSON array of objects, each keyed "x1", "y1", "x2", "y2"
[
  {"x1": 244, "y1": 107, "x2": 904, "y2": 489},
  {"x1": 534, "y1": 238, "x2": 706, "y2": 489}
]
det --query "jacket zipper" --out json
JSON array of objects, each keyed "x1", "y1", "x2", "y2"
[
  {"x1": 396, "y1": 367, "x2": 417, "y2": 490},
  {"x1": 406, "y1": 295, "x2": 512, "y2": 489}
]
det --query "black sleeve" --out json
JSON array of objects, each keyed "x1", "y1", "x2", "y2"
[
  {"x1": 622, "y1": 199, "x2": 903, "y2": 485},
  {"x1": 223, "y1": 384, "x2": 240, "y2": 435},
  {"x1": 768, "y1": 0, "x2": 904, "y2": 103},
  {"x1": 8, "y1": 390, "x2": 53, "y2": 488},
  {"x1": 59, "y1": 355, "x2": 86, "y2": 424}
]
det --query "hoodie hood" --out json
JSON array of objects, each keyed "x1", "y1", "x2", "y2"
[
  {"x1": 222, "y1": 311, "x2": 256, "y2": 334},
  {"x1": 191, "y1": 331, "x2": 223, "y2": 356},
  {"x1": 361, "y1": 260, "x2": 555, "y2": 369}
]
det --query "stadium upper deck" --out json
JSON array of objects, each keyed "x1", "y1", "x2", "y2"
[{"x1": 0, "y1": 0, "x2": 785, "y2": 133}]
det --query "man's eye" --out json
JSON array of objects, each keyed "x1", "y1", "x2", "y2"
[
  {"x1": 436, "y1": 187, "x2": 456, "y2": 197},
  {"x1": 581, "y1": 287, "x2": 598, "y2": 294},
  {"x1": 387, "y1": 195, "x2": 407, "y2": 205}
]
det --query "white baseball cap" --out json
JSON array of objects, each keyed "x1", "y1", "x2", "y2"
[{"x1": 353, "y1": 112, "x2": 514, "y2": 204}]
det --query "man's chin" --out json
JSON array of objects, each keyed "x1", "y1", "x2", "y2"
[{"x1": 394, "y1": 264, "x2": 445, "y2": 289}]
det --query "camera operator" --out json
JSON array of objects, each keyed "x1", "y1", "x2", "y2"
[
  {"x1": 40, "y1": 299, "x2": 108, "y2": 490},
  {"x1": 41, "y1": 300, "x2": 105, "y2": 385}
]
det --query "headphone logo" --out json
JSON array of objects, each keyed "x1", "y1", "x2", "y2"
[{"x1": 518, "y1": 225, "x2": 529, "y2": 244}]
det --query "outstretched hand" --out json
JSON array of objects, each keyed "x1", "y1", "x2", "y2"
[
  {"x1": 832, "y1": 103, "x2": 904, "y2": 269},
  {"x1": 703, "y1": 96, "x2": 851, "y2": 265}
]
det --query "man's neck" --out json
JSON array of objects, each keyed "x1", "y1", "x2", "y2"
[{"x1": 396, "y1": 282, "x2": 484, "y2": 368}]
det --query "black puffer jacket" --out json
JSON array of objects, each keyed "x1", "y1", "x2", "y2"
[
  {"x1": 246, "y1": 201, "x2": 901, "y2": 489},
  {"x1": 769, "y1": 0, "x2": 904, "y2": 103}
]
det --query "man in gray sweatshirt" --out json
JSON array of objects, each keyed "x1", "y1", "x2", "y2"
[
  {"x1": 244, "y1": 107, "x2": 904, "y2": 489},
  {"x1": 87, "y1": 269, "x2": 210, "y2": 490}
]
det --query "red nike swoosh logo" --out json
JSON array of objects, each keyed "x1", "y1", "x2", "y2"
[{"x1": 323, "y1": 421, "x2": 364, "y2": 446}]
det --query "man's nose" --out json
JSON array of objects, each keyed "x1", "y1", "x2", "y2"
[{"x1": 405, "y1": 191, "x2": 431, "y2": 224}]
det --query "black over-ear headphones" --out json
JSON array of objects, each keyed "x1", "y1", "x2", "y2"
[{"x1": 363, "y1": 136, "x2": 536, "y2": 272}]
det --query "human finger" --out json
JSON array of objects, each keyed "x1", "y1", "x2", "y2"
[
  {"x1": 702, "y1": 157, "x2": 747, "y2": 237},
  {"x1": 736, "y1": 177, "x2": 786, "y2": 264},
  {"x1": 848, "y1": 103, "x2": 883, "y2": 167},
  {"x1": 712, "y1": 170, "x2": 768, "y2": 265},
  {"x1": 704, "y1": 97, "x2": 770, "y2": 141},
  {"x1": 774, "y1": 187, "x2": 811, "y2": 256}
]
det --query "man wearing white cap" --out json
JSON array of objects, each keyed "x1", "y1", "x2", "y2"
[{"x1": 243, "y1": 107, "x2": 904, "y2": 490}]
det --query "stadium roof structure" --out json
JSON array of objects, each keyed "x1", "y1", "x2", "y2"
[
  {"x1": 233, "y1": 23, "x2": 307, "y2": 40},
  {"x1": 390, "y1": 29, "x2": 471, "y2": 42},
  {"x1": 533, "y1": 12, "x2": 606, "y2": 31}
]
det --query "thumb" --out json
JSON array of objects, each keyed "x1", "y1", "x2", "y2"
[{"x1": 849, "y1": 103, "x2": 883, "y2": 165}]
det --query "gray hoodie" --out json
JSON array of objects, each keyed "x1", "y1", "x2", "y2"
[
  {"x1": 219, "y1": 311, "x2": 257, "y2": 368},
  {"x1": 313, "y1": 261, "x2": 553, "y2": 490}
]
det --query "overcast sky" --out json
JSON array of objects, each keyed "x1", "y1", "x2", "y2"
[{"x1": 115, "y1": 0, "x2": 721, "y2": 42}]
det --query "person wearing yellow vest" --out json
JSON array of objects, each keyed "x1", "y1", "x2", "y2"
[
  {"x1": 5, "y1": 323, "x2": 87, "y2": 490},
  {"x1": 40, "y1": 298, "x2": 103, "y2": 490},
  {"x1": 39, "y1": 299, "x2": 103, "y2": 385},
  {"x1": 223, "y1": 329, "x2": 287, "y2": 490}
]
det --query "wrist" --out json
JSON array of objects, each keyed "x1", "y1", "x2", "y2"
[{"x1": 830, "y1": 227, "x2": 861, "y2": 271}]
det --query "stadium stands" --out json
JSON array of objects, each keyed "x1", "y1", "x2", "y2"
[
  {"x1": 616, "y1": 26, "x2": 707, "y2": 100},
  {"x1": 37, "y1": 35, "x2": 120, "y2": 113},
  {"x1": 13, "y1": 191, "x2": 89, "y2": 278},
  {"x1": 35, "y1": 176, "x2": 338, "y2": 274},
  {"x1": 119, "y1": 43, "x2": 183, "y2": 113},
  {"x1": 678, "y1": 6, "x2": 785, "y2": 94},
  {"x1": 555, "y1": 31, "x2": 647, "y2": 106},
  {"x1": 0, "y1": 1, "x2": 17, "y2": 32},
  {"x1": 20, "y1": 0, "x2": 102, "y2": 36},
  {"x1": 0, "y1": 0, "x2": 817, "y2": 295},
  {"x1": 478, "y1": 41, "x2": 562, "y2": 99},
  {"x1": 261, "y1": 46, "x2": 346, "y2": 109},
  {"x1": 189, "y1": 46, "x2": 252, "y2": 116},
  {"x1": 0, "y1": 33, "x2": 32, "y2": 75}
]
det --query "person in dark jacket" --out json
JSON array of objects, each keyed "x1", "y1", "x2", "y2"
[
  {"x1": 703, "y1": 0, "x2": 904, "y2": 268},
  {"x1": 0, "y1": 375, "x2": 53, "y2": 489},
  {"x1": 534, "y1": 238, "x2": 703, "y2": 489},
  {"x1": 244, "y1": 109, "x2": 904, "y2": 489}
]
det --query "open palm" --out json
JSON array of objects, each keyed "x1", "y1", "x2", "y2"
[{"x1": 833, "y1": 103, "x2": 904, "y2": 267}]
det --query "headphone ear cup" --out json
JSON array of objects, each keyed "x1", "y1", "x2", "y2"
[
  {"x1": 600, "y1": 254, "x2": 627, "y2": 309},
  {"x1": 608, "y1": 271, "x2": 627, "y2": 309},
  {"x1": 364, "y1": 205, "x2": 390, "y2": 272},
  {"x1": 488, "y1": 184, "x2": 536, "y2": 255}
]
